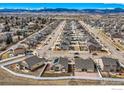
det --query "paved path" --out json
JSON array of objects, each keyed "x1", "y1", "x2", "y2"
[
  {"x1": 36, "y1": 20, "x2": 66, "y2": 58},
  {"x1": 0, "y1": 55, "x2": 32, "y2": 66}
]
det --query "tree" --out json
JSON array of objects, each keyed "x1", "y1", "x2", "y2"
[
  {"x1": 6, "y1": 33, "x2": 13, "y2": 44},
  {"x1": 41, "y1": 18, "x2": 47, "y2": 24}
]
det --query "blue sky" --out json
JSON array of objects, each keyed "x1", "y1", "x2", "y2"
[{"x1": 0, "y1": 3, "x2": 124, "y2": 9}]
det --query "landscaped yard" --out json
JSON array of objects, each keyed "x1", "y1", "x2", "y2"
[{"x1": 0, "y1": 51, "x2": 13, "y2": 59}]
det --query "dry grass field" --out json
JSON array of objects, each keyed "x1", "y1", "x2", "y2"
[{"x1": 0, "y1": 67, "x2": 124, "y2": 85}]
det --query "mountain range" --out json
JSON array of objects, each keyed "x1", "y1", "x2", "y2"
[{"x1": 0, "y1": 8, "x2": 124, "y2": 14}]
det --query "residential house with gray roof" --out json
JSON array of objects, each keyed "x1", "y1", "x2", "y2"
[
  {"x1": 75, "y1": 57, "x2": 95, "y2": 72},
  {"x1": 20, "y1": 56, "x2": 46, "y2": 71},
  {"x1": 96, "y1": 57, "x2": 120, "y2": 72},
  {"x1": 52, "y1": 57, "x2": 69, "y2": 72}
]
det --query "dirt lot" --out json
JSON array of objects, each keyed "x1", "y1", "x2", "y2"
[
  {"x1": 101, "y1": 72, "x2": 110, "y2": 77},
  {"x1": 0, "y1": 67, "x2": 124, "y2": 85},
  {"x1": 75, "y1": 72, "x2": 100, "y2": 78},
  {"x1": 42, "y1": 71, "x2": 71, "y2": 77}
]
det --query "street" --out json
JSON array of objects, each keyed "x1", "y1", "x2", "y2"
[{"x1": 79, "y1": 21, "x2": 124, "y2": 65}]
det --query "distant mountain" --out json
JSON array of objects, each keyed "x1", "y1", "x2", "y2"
[{"x1": 0, "y1": 8, "x2": 124, "y2": 14}]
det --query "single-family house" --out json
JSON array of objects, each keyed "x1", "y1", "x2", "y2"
[
  {"x1": 96, "y1": 57, "x2": 120, "y2": 72},
  {"x1": 20, "y1": 56, "x2": 46, "y2": 71},
  {"x1": 12, "y1": 44, "x2": 26, "y2": 56},
  {"x1": 75, "y1": 57, "x2": 95, "y2": 72},
  {"x1": 52, "y1": 57, "x2": 69, "y2": 72}
]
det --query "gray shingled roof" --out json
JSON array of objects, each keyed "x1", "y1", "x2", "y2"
[
  {"x1": 53, "y1": 57, "x2": 69, "y2": 70},
  {"x1": 59, "y1": 57, "x2": 69, "y2": 69},
  {"x1": 75, "y1": 58, "x2": 95, "y2": 70},
  {"x1": 101, "y1": 57, "x2": 119, "y2": 66},
  {"x1": 24, "y1": 56, "x2": 45, "y2": 68}
]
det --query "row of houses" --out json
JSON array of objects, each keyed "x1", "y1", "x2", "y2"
[
  {"x1": 25, "y1": 20, "x2": 61, "y2": 49},
  {"x1": 83, "y1": 14, "x2": 124, "y2": 43},
  {"x1": 76, "y1": 21, "x2": 102, "y2": 52},
  {"x1": 11, "y1": 55, "x2": 121, "y2": 74},
  {"x1": 52, "y1": 56, "x2": 121, "y2": 73},
  {"x1": 0, "y1": 15, "x2": 55, "y2": 51},
  {"x1": 54, "y1": 20, "x2": 102, "y2": 52}
]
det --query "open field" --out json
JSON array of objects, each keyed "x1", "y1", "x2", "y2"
[{"x1": 0, "y1": 68, "x2": 124, "y2": 85}]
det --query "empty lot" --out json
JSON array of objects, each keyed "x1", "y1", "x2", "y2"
[{"x1": 75, "y1": 72, "x2": 100, "y2": 78}]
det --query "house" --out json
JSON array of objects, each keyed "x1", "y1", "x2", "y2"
[
  {"x1": 110, "y1": 32, "x2": 122, "y2": 39},
  {"x1": 60, "y1": 43, "x2": 69, "y2": 50},
  {"x1": 0, "y1": 33, "x2": 6, "y2": 43},
  {"x1": 12, "y1": 44, "x2": 26, "y2": 56},
  {"x1": 20, "y1": 56, "x2": 46, "y2": 71},
  {"x1": 26, "y1": 38, "x2": 37, "y2": 48},
  {"x1": 96, "y1": 57, "x2": 120, "y2": 72},
  {"x1": 75, "y1": 57, "x2": 95, "y2": 72},
  {"x1": 60, "y1": 40, "x2": 70, "y2": 50},
  {"x1": 110, "y1": 32, "x2": 123, "y2": 43},
  {"x1": 52, "y1": 57, "x2": 69, "y2": 72},
  {"x1": 87, "y1": 42, "x2": 102, "y2": 53},
  {"x1": 28, "y1": 22, "x2": 35, "y2": 28}
]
